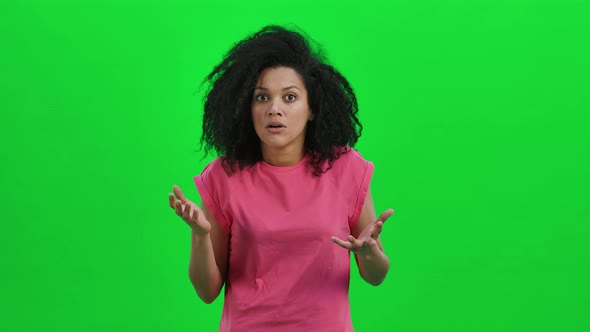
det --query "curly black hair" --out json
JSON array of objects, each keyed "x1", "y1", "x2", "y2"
[{"x1": 200, "y1": 25, "x2": 362, "y2": 176}]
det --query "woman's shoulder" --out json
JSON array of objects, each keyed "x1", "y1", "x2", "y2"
[
  {"x1": 198, "y1": 157, "x2": 239, "y2": 187},
  {"x1": 200, "y1": 156, "x2": 253, "y2": 186},
  {"x1": 200, "y1": 157, "x2": 226, "y2": 177},
  {"x1": 196, "y1": 157, "x2": 245, "y2": 197},
  {"x1": 330, "y1": 146, "x2": 371, "y2": 171}
]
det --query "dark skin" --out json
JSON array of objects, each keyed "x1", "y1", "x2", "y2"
[{"x1": 169, "y1": 66, "x2": 392, "y2": 303}]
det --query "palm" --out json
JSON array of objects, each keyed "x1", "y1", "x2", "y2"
[
  {"x1": 168, "y1": 185, "x2": 211, "y2": 234},
  {"x1": 331, "y1": 209, "x2": 394, "y2": 256}
]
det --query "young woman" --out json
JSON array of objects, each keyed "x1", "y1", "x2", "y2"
[{"x1": 169, "y1": 25, "x2": 394, "y2": 332}]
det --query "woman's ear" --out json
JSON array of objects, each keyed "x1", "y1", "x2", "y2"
[{"x1": 309, "y1": 112, "x2": 315, "y2": 121}]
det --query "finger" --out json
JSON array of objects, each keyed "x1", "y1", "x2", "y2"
[
  {"x1": 357, "y1": 237, "x2": 378, "y2": 251},
  {"x1": 173, "y1": 185, "x2": 188, "y2": 203},
  {"x1": 182, "y1": 203, "x2": 192, "y2": 220},
  {"x1": 331, "y1": 237, "x2": 353, "y2": 250},
  {"x1": 376, "y1": 208, "x2": 395, "y2": 224},
  {"x1": 348, "y1": 235, "x2": 362, "y2": 249},
  {"x1": 174, "y1": 200, "x2": 184, "y2": 216},
  {"x1": 169, "y1": 193, "x2": 176, "y2": 209},
  {"x1": 370, "y1": 221, "x2": 384, "y2": 239}
]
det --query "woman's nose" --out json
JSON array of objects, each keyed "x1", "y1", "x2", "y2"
[{"x1": 267, "y1": 101, "x2": 283, "y2": 116}]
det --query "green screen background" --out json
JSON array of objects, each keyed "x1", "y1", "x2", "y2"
[{"x1": 2, "y1": 0, "x2": 589, "y2": 331}]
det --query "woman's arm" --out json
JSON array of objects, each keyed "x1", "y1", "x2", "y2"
[
  {"x1": 170, "y1": 186, "x2": 229, "y2": 303},
  {"x1": 188, "y1": 203, "x2": 229, "y2": 303},
  {"x1": 351, "y1": 189, "x2": 390, "y2": 285},
  {"x1": 332, "y1": 188, "x2": 393, "y2": 286},
  {"x1": 189, "y1": 204, "x2": 229, "y2": 303}
]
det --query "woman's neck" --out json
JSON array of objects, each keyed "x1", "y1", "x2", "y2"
[{"x1": 261, "y1": 145, "x2": 305, "y2": 167}]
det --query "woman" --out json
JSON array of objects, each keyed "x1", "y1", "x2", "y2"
[{"x1": 169, "y1": 25, "x2": 394, "y2": 331}]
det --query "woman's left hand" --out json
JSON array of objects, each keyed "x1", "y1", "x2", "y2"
[{"x1": 331, "y1": 209, "x2": 394, "y2": 258}]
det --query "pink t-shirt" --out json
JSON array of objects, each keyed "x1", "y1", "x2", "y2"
[{"x1": 194, "y1": 148, "x2": 374, "y2": 332}]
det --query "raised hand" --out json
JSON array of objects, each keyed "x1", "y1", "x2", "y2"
[
  {"x1": 168, "y1": 185, "x2": 211, "y2": 235},
  {"x1": 331, "y1": 209, "x2": 394, "y2": 257}
]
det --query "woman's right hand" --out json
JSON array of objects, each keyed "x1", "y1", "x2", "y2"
[{"x1": 169, "y1": 185, "x2": 211, "y2": 235}]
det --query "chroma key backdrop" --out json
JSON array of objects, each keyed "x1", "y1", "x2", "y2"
[{"x1": 1, "y1": 0, "x2": 589, "y2": 331}]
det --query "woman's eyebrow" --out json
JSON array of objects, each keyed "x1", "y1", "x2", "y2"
[{"x1": 254, "y1": 86, "x2": 301, "y2": 91}]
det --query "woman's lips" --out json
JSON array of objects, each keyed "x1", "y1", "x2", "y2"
[
  {"x1": 266, "y1": 126, "x2": 285, "y2": 133},
  {"x1": 266, "y1": 121, "x2": 286, "y2": 133}
]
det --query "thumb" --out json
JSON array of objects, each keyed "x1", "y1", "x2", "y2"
[
  {"x1": 173, "y1": 185, "x2": 188, "y2": 203},
  {"x1": 377, "y1": 209, "x2": 394, "y2": 224}
]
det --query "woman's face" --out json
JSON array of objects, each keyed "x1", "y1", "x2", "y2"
[{"x1": 252, "y1": 66, "x2": 312, "y2": 156}]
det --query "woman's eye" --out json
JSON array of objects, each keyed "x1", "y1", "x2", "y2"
[
  {"x1": 255, "y1": 95, "x2": 268, "y2": 101},
  {"x1": 285, "y1": 94, "x2": 297, "y2": 102}
]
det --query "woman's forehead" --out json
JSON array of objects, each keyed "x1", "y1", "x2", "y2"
[{"x1": 256, "y1": 66, "x2": 305, "y2": 88}]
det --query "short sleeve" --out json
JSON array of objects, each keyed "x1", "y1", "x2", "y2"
[
  {"x1": 343, "y1": 149, "x2": 374, "y2": 229},
  {"x1": 193, "y1": 158, "x2": 233, "y2": 233}
]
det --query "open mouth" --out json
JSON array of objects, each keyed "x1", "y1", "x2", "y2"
[
  {"x1": 266, "y1": 122, "x2": 286, "y2": 129},
  {"x1": 266, "y1": 122, "x2": 286, "y2": 133}
]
